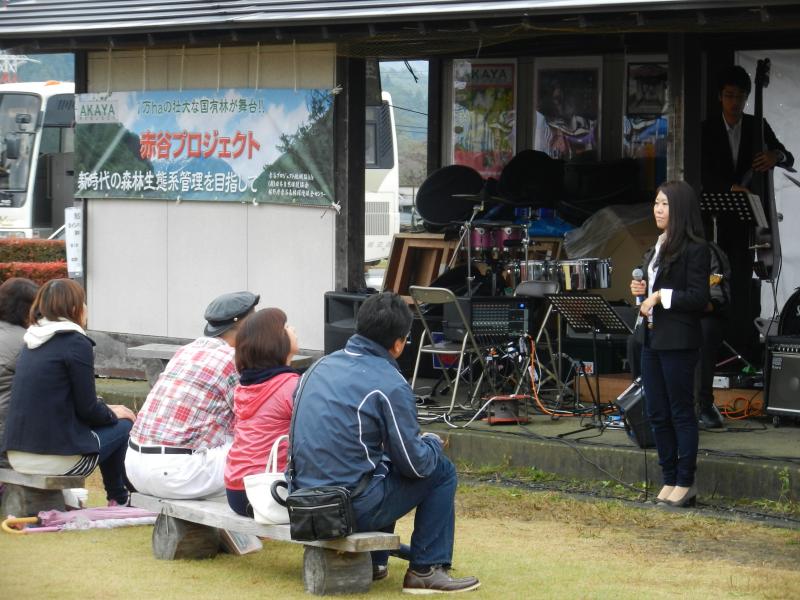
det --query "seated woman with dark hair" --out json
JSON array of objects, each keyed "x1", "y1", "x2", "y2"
[
  {"x1": 0, "y1": 277, "x2": 39, "y2": 469},
  {"x1": 3, "y1": 278, "x2": 136, "y2": 505},
  {"x1": 224, "y1": 308, "x2": 299, "y2": 517}
]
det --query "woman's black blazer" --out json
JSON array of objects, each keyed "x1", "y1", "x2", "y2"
[{"x1": 638, "y1": 240, "x2": 711, "y2": 351}]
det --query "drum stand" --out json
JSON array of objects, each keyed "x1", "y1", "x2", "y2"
[{"x1": 447, "y1": 202, "x2": 485, "y2": 298}]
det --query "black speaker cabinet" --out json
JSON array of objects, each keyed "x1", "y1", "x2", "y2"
[
  {"x1": 324, "y1": 291, "x2": 370, "y2": 355},
  {"x1": 323, "y1": 291, "x2": 440, "y2": 379},
  {"x1": 614, "y1": 378, "x2": 655, "y2": 449},
  {"x1": 765, "y1": 335, "x2": 800, "y2": 418}
]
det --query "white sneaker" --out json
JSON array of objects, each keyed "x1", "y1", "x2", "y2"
[{"x1": 62, "y1": 487, "x2": 88, "y2": 509}]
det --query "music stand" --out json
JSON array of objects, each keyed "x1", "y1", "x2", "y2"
[
  {"x1": 544, "y1": 293, "x2": 632, "y2": 438},
  {"x1": 700, "y1": 191, "x2": 768, "y2": 243}
]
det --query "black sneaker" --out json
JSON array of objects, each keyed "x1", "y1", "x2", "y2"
[
  {"x1": 698, "y1": 405, "x2": 724, "y2": 429},
  {"x1": 402, "y1": 566, "x2": 480, "y2": 594}
]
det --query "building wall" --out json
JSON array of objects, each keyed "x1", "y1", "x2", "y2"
[{"x1": 85, "y1": 44, "x2": 336, "y2": 349}]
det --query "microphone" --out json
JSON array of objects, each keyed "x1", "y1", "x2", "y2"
[{"x1": 632, "y1": 268, "x2": 645, "y2": 306}]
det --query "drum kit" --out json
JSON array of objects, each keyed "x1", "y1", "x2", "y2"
[
  {"x1": 463, "y1": 221, "x2": 612, "y2": 294},
  {"x1": 415, "y1": 164, "x2": 613, "y2": 297},
  {"x1": 416, "y1": 159, "x2": 624, "y2": 422}
]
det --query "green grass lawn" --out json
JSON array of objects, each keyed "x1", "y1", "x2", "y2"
[{"x1": 1, "y1": 477, "x2": 799, "y2": 599}]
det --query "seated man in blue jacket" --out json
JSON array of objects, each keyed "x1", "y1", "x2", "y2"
[{"x1": 290, "y1": 292, "x2": 479, "y2": 594}]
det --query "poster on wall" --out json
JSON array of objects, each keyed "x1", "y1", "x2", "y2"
[
  {"x1": 626, "y1": 62, "x2": 668, "y2": 115},
  {"x1": 452, "y1": 59, "x2": 516, "y2": 179},
  {"x1": 623, "y1": 59, "x2": 669, "y2": 190},
  {"x1": 74, "y1": 88, "x2": 334, "y2": 206},
  {"x1": 533, "y1": 57, "x2": 601, "y2": 161}
]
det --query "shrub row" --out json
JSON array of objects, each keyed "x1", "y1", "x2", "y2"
[
  {"x1": 0, "y1": 239, "x2": 66, "y2": 263},
  {"x1": 0, "y1": 262, "x2": 68, "y2": 284}
]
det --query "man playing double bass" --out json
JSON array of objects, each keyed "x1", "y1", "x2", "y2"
[{"x1": 701, "y1": 64, "x2": 794, "y2": 365}]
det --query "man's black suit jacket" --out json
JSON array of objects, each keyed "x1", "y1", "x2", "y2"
[
  {"x1": 638, "y1": 240, "x2": 710, "y2": 351},
  {"x1": 701, "y1": 113, "x2": 794, "y2": 192}
]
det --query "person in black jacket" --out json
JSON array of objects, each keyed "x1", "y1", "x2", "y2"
[
  {"x1": 3, "y1": 279, "x2": 136, "y2": 505},
  {"x1": 626, "y1": 239, "x2": 731, "y2": 429},
  {"x1": 630, "y1": 182, "x2": 710, "y2": 508},
  {"x1": 701, "y1": 65, "x2": 794, "y2": 363}
]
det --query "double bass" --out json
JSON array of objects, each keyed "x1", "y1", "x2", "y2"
[{"x1": 750, "y1": 58, "x2": 781, "y2": 281}]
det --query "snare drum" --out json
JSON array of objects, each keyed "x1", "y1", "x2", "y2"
[
  {"x1": 469, "y1": 226, "x2": 491, "y2": 260},
  {"x1": 553, "y1": 258, "x2": 612, "y2": 291},
  {"x1": 491, "y1": 225, "x2": 525, "y2": 259}
]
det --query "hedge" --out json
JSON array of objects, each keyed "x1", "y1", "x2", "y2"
[
  {"x1": 0, "y1": 262, "x2": 68, "y2": 284},
  {"x1": 0, "y1": 239, "x2": 66, "y2": 263}
]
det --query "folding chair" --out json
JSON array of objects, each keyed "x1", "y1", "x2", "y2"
[{"x1": 409, "y1": 286, "x2": 496, "y2": 414}]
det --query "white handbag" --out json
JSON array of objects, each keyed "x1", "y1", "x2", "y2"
[{"x1": 243, "y1": 434, "x2": 290, "y2": 525}]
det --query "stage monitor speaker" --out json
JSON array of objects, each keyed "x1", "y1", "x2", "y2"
[
  {"x1": 324, "y1": 291, "x2": 371, "y2": 355},
  {"x1": 614, "y1": 378, "x2": 655, "y2": 449},
  {"x1": 765, "y1": 335, "x2": 800, "y2": 418}
]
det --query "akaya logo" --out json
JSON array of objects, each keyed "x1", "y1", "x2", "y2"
[
  {"x1": 76, "y1": 96, "x2": 120, "y2": 124},
  {"x1": 465, "y1": 67, "x2": 512, "y2": 85}
]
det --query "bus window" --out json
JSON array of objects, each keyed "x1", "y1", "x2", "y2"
[
  {"x1": 365, "y1": 121, "x2": 378, "y2": 166},
  {"x1": 0, "y1": 93, "x2": 40, "y2": 196}
]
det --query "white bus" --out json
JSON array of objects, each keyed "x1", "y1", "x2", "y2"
[
  {"x1": 0, "y1": 81, "x2": 74, "y2": 238},
  {"x1": 364, "y1": 91, "x2": 400, "y2": 263}
]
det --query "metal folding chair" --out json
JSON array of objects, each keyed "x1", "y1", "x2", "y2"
[{"x1": 409, "y1": 286, "x2": 496, "y2": 414}]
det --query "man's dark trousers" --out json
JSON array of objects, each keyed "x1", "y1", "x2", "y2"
[{"x1": 352, "y1": 456, "x2": 457, "y2": 571}]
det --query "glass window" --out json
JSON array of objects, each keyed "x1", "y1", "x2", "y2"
[{"x1": 0, "y1": 93, "x2": 41, "y2": 192}]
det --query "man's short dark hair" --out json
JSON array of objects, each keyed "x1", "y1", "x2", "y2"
[
  {"x1": 717, "y1": 65, "x2": 751, "y2": 95},
  {"x1": 356, "y1": 292, "x2": 413, "y2": 350}
]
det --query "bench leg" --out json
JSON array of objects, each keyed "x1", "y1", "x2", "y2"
[
  {"x1": 1, "y1": 484, "x2": 65, "y2": 518},
  {"x1": 303, "y1": 546, "x2": 372, "y2": 595},
  {"x1": 152, "y1": 513, "x2": 220, "y2": 560}
]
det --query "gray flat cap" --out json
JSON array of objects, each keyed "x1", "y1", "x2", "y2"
[{"x1": 204, "y1": 291, "x2": 260, "y2": 337}]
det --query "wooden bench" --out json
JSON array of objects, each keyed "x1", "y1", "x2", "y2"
[
  {"x1": 127, "y1": 343, "x2": 315, "y2": 385},
  {"x1": 131, "y1": 493, "x2": 400, "y2": 595},
  {"x1": 0, "y1": 468, "x2": 85, "y2": 517}
]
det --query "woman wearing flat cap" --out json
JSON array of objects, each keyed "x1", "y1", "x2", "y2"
[{"x1": 125, "y1": 291, "x2": 259, "y2": 499}]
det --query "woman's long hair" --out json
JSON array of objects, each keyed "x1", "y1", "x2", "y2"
[{"x1": 654, "y1": 180, "x2": 705, "y2": 274}]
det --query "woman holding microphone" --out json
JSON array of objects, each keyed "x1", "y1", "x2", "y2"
[{"x1": 630, "y1": 181, "x2": 710, "y2": 507}]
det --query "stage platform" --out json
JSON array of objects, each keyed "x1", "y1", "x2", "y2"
[{"x1": 415, "y1": 375, "x2": 800, "y2": 504}]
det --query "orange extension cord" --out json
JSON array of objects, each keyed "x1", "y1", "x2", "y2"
[
  {"x1": 717, "y1": 391, "x2": 765, "y2": 420},
  {"x1": 526, "y1": 337, "x2": 613, "y2": 418}
]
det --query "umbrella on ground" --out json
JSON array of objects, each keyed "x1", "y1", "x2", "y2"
[{"x1": 2, "y1": 505, "x2": 156, "y2": 534}]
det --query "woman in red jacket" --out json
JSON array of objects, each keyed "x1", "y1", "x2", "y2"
[{"x1": 224, "y1": 308, "x2": 299, "y2": 517}]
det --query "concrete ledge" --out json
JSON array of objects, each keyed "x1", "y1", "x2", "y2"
[{"x1": 436, "y1": 428, "x2": 800, "y2": 502}]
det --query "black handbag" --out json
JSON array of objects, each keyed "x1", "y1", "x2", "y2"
[{"x1": 272, "y1": 482, "x2": 357, "y2": 541}]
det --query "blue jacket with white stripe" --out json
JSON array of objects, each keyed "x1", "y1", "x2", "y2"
[{"x1": 289, "y1": 334, "x2": 442, "y2": 491}]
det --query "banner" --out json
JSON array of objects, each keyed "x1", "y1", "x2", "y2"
[{"x1": 74, "y1": 88, "x2": 334, "y2": 206}]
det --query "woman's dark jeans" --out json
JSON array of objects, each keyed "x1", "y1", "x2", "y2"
[
  {"x1": 94, "y1": 419, "x2": 133, "y2": 504},
  {"x1": 226, "y1": 488, "x2": 254, "y2": 517},
  {"x1": 641, "y1": 344, "x2": 700, "y2": 487}
]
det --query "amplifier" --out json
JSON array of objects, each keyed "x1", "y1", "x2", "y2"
[
  {"x1": 765, "y1": 335, "x2": 800, "y2": 418},
  {"x1": 442, "y1": 296, "x2": 538, "y2": 343}
]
